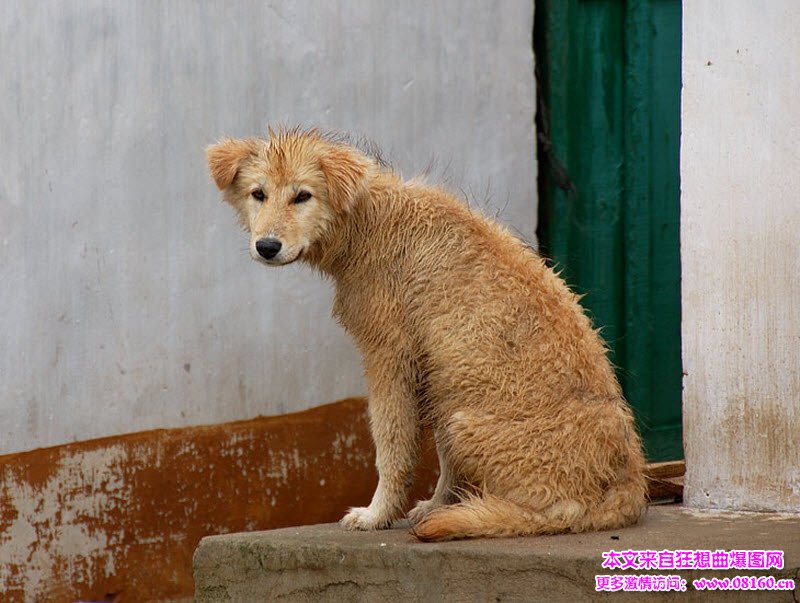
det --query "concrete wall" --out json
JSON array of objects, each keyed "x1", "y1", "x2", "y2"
[
  {"x1": 0, "y1": 1, "x2": 536, "y2": 456},
  {"x1": 681, "y1": 2, "x2": 800, "y2": 512}
]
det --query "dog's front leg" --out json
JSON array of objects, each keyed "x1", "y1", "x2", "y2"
[
  {"x1": 407, "y1": 429, "x2": 456, "y2": 523},
  {"x1": 341, "y1": 356, "x2": 418, "y2": 530}
]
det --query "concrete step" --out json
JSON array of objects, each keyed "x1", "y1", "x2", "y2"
[{"x1": 194, "y1": 505, "x2": 799, "y2": 602}]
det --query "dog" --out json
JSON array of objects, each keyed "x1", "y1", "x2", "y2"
[{"x1": 206, "y1": 127, "x2": 647, "y2": 541}]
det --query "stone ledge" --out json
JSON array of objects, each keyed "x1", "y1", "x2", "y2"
[{"x1": 194, "y1": 505, "x2": 799, "y2": 602}]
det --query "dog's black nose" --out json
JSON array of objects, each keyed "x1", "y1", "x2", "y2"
[{"x1": 256, "y1": 237, "x2": 282, "y2": 260}]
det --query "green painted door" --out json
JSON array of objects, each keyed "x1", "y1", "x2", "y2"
[{"x1": 535, "y1": 0, "x2": 682, "y2": 462}]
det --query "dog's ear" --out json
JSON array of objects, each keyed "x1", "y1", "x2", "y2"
[
  {"x1": 319, "y1": 146, "x2": 372, "y2": 212},
  {"x1": 206, "y1": 138, "x2": 259, "y2": 190}
]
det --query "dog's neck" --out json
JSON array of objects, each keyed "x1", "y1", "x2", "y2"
[{"x1": 302, "y1": 189, "x2": 376, "y2": 281}]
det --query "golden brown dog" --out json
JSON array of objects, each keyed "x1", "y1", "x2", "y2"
[{"x1": 206, "y1": 127, "x2": 647, "y2": 541}]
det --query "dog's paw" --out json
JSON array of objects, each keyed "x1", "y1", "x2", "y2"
[
  {"x1": 407, "y1": 498, "x2": 443, "y2": 524},
  {"x1": 340, "y1": 506, "x2": 392, "y2": 531}
]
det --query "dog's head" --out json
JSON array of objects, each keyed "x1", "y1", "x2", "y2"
[{"x1": 206, "y1": 128, "x2": 371, "y2": 266}]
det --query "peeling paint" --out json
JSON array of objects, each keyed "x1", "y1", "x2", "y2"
[
  {"x1": 0, "y1": 398, "x2": 440, "y2": 602},
  {"x1": 1, "y1": 446, "x2": 131, "y2": 600}
]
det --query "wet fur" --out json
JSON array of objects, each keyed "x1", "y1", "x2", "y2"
[{"x1": 206, "y1": 128, "x2": 647, "y2": 541}]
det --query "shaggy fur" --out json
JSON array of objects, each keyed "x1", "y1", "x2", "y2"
[{"x1": 206, "y1": 127, "x2": 647, "y2": 541}]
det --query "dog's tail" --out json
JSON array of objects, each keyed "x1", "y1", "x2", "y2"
[
  {"x1": 411, "y1": 495, "x2": 570, "y2": 542},
  {"x1": 412, "y1": 477, "x2": 646, "y2": 542}
]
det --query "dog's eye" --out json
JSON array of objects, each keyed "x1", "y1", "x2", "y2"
[
  {"x1": 251, "y1": 189, "x2": 266, "y2": 202},
  {"x1": 294, "y1": 190, "x2": 312, "y2": 204}
]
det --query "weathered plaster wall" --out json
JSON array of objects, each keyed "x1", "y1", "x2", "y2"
[
  {"x1": 681, "y1": 2, "x2": 800, "y2": 512},
  {"x1": 0, "y1": 1, "x2": 536, "y2": 455}
]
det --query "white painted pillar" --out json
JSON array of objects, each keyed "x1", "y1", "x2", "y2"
[{"x1": 681, "y1": 1, "x2": 800, "y2": 512}]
